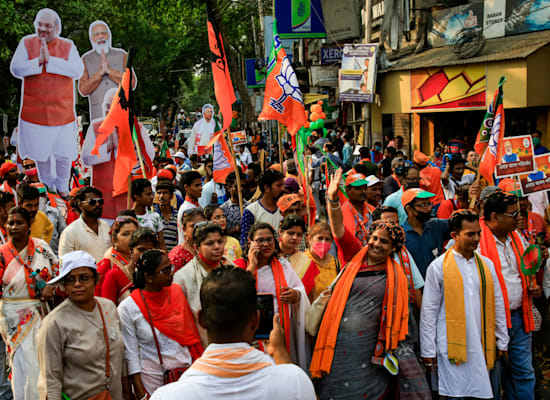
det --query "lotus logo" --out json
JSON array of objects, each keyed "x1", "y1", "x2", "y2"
[{"x1": 269, "y1": 56, "x2": 303, "y2": 114}]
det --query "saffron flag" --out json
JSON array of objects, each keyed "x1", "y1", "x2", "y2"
[
  {"x1": 477, "y1": 77, "x2": 506, "y2": 185},
  {"x1": 258, "y1": 21, "x2": 307, "y2": 135},
  {"x1": 206, "y1": 122, "x2": 236, "y2": 184},
  {"x1": 92, "y1": 48, "x2": 139, "y2": 196},
  {"x1": 293, "y1": 131, "x2": 316, "y2": 225},
  {"x1": 132, "y1": 117, "x2": 154, "y2": 179},
  {"x1": 207, "y1": 0, "x2": 236, "y2": 132}
]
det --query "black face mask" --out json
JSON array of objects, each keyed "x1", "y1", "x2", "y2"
[{"x1": 415, "y1": 209, "x2": 432, "y2": 223}]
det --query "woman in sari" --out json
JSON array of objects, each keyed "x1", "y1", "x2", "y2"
[
  {"x1": 310, "y1": 169, "x2": 429, "y2": 400},
  {"x1": 101, "y1": 227, "x2": 159, "y2": 305},
  {"x1": 168, "y1": 208, "x2": 205, "y2": 272},
  {"x1": 278, "y1": 214, "x2": 320, "y2": 301},
  {"x1": 237, "y1": 222, "x2": 311, "y2": 371},
  {"x1": 118, "y1": 250, "x2": 203, "y2": 397},
  {"x1": 0, "y1": 207, "x2": 58, "y2": 400},
  {"x1": 204, "y1": 205, "x2": 242, "y2": 262}
]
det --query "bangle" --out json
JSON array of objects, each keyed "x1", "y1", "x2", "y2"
[
  {"x1": 139, "y1": 395, "x2": 148, "y2": 400},
  {"x1": 327, "y1": 198, "x2": 339, "y2": 204},
  {"x1": 329, "y1": 204, "x2": 341, "y2": 210}
]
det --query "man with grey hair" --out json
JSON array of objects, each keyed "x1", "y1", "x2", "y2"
[
  {"x1": 79, "y1": 20, "x2": 137, "y2": 121},
  {"x1": 382, "y1": 156, "x2": 405, "y2": 197},
  {"x1": 10, "y1": 8, "x2": 84, "y2": 197}
]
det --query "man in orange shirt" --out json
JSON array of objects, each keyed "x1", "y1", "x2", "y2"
[
  {"x1": 338, "y1": 173, "x2": 372, "y2": 246},
  {"x1": 10, "y1": 8, "x2": 84, "y2": 198},
  {"x1": 413, "y1": 150, "x2": 445, "y2": 205}
]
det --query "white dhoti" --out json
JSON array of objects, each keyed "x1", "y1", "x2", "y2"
[{"x1": 17, "y1": 119, "x2": 78, "y2": 193}]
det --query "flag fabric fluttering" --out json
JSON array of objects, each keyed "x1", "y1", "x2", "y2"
[
  {"x1": 292, "y1": 131, "x2": 316, "y2": 225},
  {"x1": 207, "y1": 0, "x2": 236, "y2": 132},
  {"x1": 132, "y1": 117, "x2": 154, "y2": 179},
  {"x1": 206, "y1": 121, "x2": 236, "y2": 184},
  {"x1": 92, "y1": 48, "x2": 141, "y2": 196},
  {"x1": 258, "y1": 21, "x2": 307, "y2": 135},
  {"x1": 477, "y1": 77, "x2": 506, "y2": 185}
]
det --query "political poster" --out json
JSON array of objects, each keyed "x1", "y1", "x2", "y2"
[
  {"x1": 519, "y1": 153, "x2": 550, "y2": 195},
  {"x1": 245, "y1": 59, "x2": 266, "y2": 88},
  {"x1": 231, "y1": 130, "x2": 247, "y2": 146},
  {"x1": 495, "y1": 135, "x2": 536, "y2": 178},
  {"x1": 275, "y1": 0, "x2": 326, "y2": 39},
  {"x1": 339, "y1": 44, "x2": 378, "y2": 103}
]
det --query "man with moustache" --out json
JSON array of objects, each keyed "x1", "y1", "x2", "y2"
[
  {"x1": 10, "y1": 8, "x2": 84, "y2": 197},
  {"x1": 79, "y1": 20, "x2": 137, "y2": 121},
  {"x1": 58, "y1": 186, "x2": 111, "y2": 262},
  {"x1": 339, "y1": 173, "x2": 372, "y2": 246}
]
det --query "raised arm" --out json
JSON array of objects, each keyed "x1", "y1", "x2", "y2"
[{"x1": 327, "y1": 168, "x2": 345, "y2": 240}]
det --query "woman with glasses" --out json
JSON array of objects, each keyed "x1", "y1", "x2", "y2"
[
  {"x1": 37, "y1": 251, "x2": 125, "y2": 400},
  {"x1": 168, "y1": 208, "x2": 205, "y2": 272},
  {"x1": 100, "y1": 226, "x2": 159, "y2": 305},
  {"x1": 204, "y1": 205, "x2": 242, "y2": 262},
  {"x1": 236, "y1": 222, "x2": 311, "y2": 370},
  {"x1": 174, "y1": 222, "x2": 234, "y2": 347},
  {"x1": 119, "y1": 250, "x2": 203, "y2": 398},
  {"x1": 0, "y1": 207, "x2": 58, "y2": 399}
]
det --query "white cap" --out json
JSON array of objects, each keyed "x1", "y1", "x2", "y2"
[
  {"x1": 365, "y1": 175, "x2": 381, "y2": 187},
  {"x1": 174, "y1": 151, "x2": 186, "y2": 159},
  {"x1": 47, "y1": 251, "x2": 97, "y2": 285}
]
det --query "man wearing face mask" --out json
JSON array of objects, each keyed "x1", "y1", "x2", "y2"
[
  {"x1": 383, "y1": 165, "x2": 421, "y2": 224},
  {"x1": 531, "y1": 130, "x2": 549, "y2": 155},
  {"x1": 79, "y1": 20, "x2": 137, "y2": 121},
  {"x1": 369, "y1": 141, "x2": 384, "y2": 164},
  {"x1": 401, "y1": 188, "x2": 450, "y2": 278}
]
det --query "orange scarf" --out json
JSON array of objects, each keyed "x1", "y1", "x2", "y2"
[
  {"x1": 190, "y1": 346, "x2": 272, "y2": 378},
  {"x1": 131, "y1": 284, "x2": 204, "y2": 360},
  {"x1": 310, "y1": 247, "x2": 409, "y2": 379},
  {"x1": 479, "y1": 219, "x2": 534, "y2": 333}
]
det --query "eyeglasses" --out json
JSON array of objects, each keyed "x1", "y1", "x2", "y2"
[
  {"x1": 82, "y1": 198, "x2": 104, "y2": 206},
  {"x1": 194, "y1": 221, "x2": 216, "y2": 230},
  {"x1": 413, "y1": 202, "x2": 432, "y2": 210},
  {"x1": 23, "y1": 164, "x2": 36, "y2": 169},
  {"x1": 64, "y1": 274, "x2": 94, "y2": 285},
  {"x1": 503, "y1": 210, "x2": 520, "y2": 218},
  {"x1": 157, "y1": 265, "x2": 174, "y2": 275},
  {"x1": 254, "y1": 237, "x2": 274, "y2": 244}
]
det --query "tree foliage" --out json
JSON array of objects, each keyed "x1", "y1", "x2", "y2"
[{"x1": 0, "y1": 0, "x2": 265, "y2": 131}]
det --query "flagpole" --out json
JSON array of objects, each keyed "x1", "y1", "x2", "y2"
[
  {"x1": 278, "y1": 123, "x2": 283, "y2": 173},
  {"x1": 469, "y1": 171, "x2": 480, "y2": 209},
  {"x1": 126, "y1": 46, "x2": 146, "y2": 180},
  {"x1": 226, "y1": 127, "x2": 244, "y2": 215},
  {"x1": 127, "y1": 175, "x2": 132, "y2": 208},
  {"x1": 305, "y1": 155, "x2": 311, "y2": 227}
]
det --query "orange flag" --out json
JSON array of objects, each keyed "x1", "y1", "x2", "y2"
[
  {"x1": 206, "y1": 122, "x2": 236, "y2": 184},
  {"x1": 258, "y1": 21, "x2": 307, "y2": 135},
  {"x1": 207, "y1": 0, "x2": 236, "y2": 132},
  {"x1": 92, "y1": 50, "x2": 137, "y2": 196}
]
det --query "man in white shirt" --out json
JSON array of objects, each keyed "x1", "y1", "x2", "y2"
[
  {"x1": 440, "y1": 155, "x2": 475, "y2": 200},
  {"x1": 58, "y1": 186, "x2": 111, "y2": 262},
  {"x1": 177, "y1": 170, "x2": 203, "y2": 243},
  {"x1": 421, "y1": 210, "x2": 509, "y2": 399},
  {"x1": 151, "y1": 266, "x2": 315, "y2": 400}
]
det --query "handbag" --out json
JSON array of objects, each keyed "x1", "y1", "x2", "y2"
[
  {"x1": 139, "y1": 290, "x2": 188, "y2": 384},
  {"x1": 84, "y1": 301, "x2": 112, "y2": 400}
]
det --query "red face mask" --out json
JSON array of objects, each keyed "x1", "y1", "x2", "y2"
[
  {"x1": 311, "y1": 242, "x2": 331, "y2": 258},
  {"x1": 24, "y1": 167, "x2": 38, "y2": 177}
]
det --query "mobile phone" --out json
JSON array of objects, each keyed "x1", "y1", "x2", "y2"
[{"x1": 254, "y1": 293, "x2": 274, "y2": 340}]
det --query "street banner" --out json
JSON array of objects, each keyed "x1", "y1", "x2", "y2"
[
  {"x1": 495, "y1": 135, "x2": 536, "y2": 179},
  {"x1": 245, "y1": 58, "x2": 266, "y2": 88},
  {"x1": 519, "y1": 153, "x2": 550, "y2": 195},
  {"x1": 231, "y1": 130, "x2": 247, "y2": 146},
  {"x1": 275, "y1": 0, "x2": 326, "y2": 39},
  {"x1": 339, "y1": 44, "x2": 378, "y2": 103},
  {"x1": 320, "y1": 0, "x2": 362, "y2": 41}
]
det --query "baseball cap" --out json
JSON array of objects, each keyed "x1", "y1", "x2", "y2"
[
  {"x1": 0, "y1": 162, "x2": 17, "y2": 178},
  {"x1": 174, "y1": 151, "x2": 186, "y2": 159},
  {"x1": 365, "y1": 175, "x2": 381, "y2": 187},
  {"x1": 401, "y1": 188, "x2": 435, "y2": 208},
  {"x1": 277, "y1": 193, "x2": 302, "y2": 212},
  {"x1": 47, "y1": 250, "x2": 97, "y2": 285},
  {"x1": 345, "y1": 173, "x2": 369, "y2": 187}
]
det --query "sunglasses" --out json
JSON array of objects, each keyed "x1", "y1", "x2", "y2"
[
  {"x1": 194, "y1": 221, "x2": 217, "y2": 230},
  {"x1": 503, "y1": 210, "x2": 520, "y2": 219},
  {"x1": 82, "y1": 198, "x2": 104, "y2": 206},
  {"x1": 157, "y1": 265, "x2": 174, "y2": 276},
  {"x1": 23, "y1": 164, "x2": 36, "y2": 169},
  {"x1": 64, "y1": 273, "x2": 94, "y2": 285}
]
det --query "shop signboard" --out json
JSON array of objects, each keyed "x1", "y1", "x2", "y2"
[
  {"x1": 311, "y1": 65, "x2": 338, "y2": 86},
  {"x1": 505, "y1": 0, "x2": 550, "y2": 36},
  {"x1": 495, "y1": 135, "x2": 536, "y2": 178},
  {"x1": 245, "y1": 59, "x2": 266, "y2": 88},
  {"x1": 320, "y1": 46, "x2": 343, "y2": 65},
  {"x1": 428, "y1": 2, "x2": 484, "y2": 47},
  {"x1": 410, "y1": 65, "x2": 486, "y2": 111},
  {"x1": 519, "y1": 153, "x2": 550, "y2": 195},
  {"x1": 338, "y1": 44, "x2": 378, "y2": 103},
  {"x1": 275, "y1": 0, "x2": 326, "y2": 39},
  {"x1": 264, "y1": 16, "x2": 295, "y2": 62},
  {"x1": 320, "y1": 0, "x2": 362, "y2": 41}
]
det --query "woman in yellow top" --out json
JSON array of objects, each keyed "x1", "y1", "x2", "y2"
[
  {"x1": 204, "y1": 205, "x2": 242, "y2": 262},
  {"x1": 304, "y1": 222, "x2": 339, "y2": 302}
]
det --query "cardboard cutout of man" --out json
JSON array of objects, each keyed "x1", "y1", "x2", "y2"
[
  {"x1": 10, "y1": 8, "x2": 84, "y2": 197},
  {"x1": 79, "y1": 20, "x2": 137, "y2": 121},
  {"x1": 187, "y1": 104, "x2": 216, "y2": 156},
  {"x1": 81, "y1": 88, "x2": 155, "y2": 219}
]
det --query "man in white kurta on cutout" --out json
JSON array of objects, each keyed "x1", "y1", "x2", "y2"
[
  {"x1": 10, "y1": 8, "x2": 84, "y2": 197},
  {"x1": 420, "y1": 211, "x2": 509, "y2": 399},
  {"x1": 186, "y1": 104, "x2": 216, "y2": 156},
  {"x1": 79, "y1": 20, "x2": 137, "y2": 121}
]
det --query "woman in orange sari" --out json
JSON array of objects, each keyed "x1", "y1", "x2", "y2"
[{"x1": 310, "y1": 169, "x2": 429, "y2": 400}]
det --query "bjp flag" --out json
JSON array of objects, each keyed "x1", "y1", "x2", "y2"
[
  {"x1": 206, "y1": 122, "x2": 236, "y2": 184},
  {"x1": 258, "y1": 20, "x2": 307, "y2": 135}
]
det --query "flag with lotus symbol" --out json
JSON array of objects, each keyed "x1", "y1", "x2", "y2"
[
  {"x1": 206, "y1": 120, "x2": 235, "y2": 184},
  {"x1": 258, "y1": 20, "x2": 307, "y2": 135}
]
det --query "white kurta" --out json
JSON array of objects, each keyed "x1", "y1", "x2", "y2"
[
  {"x1": 10, "y1": 35, "x2": 84, "y2": 162},
  {"x1": 187, "y1": 118, "x2": 216, "y2": 155},
  {"x1": 420, "y1": 250, "x2": 509, "y2": 399},
  {"x1": 256, "y1": 258, "x2": 311, "y2": 371}
]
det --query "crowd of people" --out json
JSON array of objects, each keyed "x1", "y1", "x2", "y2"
[{"x1": 0, "y1": 125, "x2": 547, "y2": 400}]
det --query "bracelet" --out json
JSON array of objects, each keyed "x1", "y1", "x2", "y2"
[
  {"x1": 139, "y1": 394, "x2": 148, "y2": 400},
  {"x1": 329, "y1": 203, "x2": 341, "y2": 210},
  {"x1": 327, "y1": 198, "x2": 339, "y2": 204}
]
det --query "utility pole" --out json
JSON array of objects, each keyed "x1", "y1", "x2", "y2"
[{"x1": 363, "y1": 0, "x2": 372, "y2": 147}]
